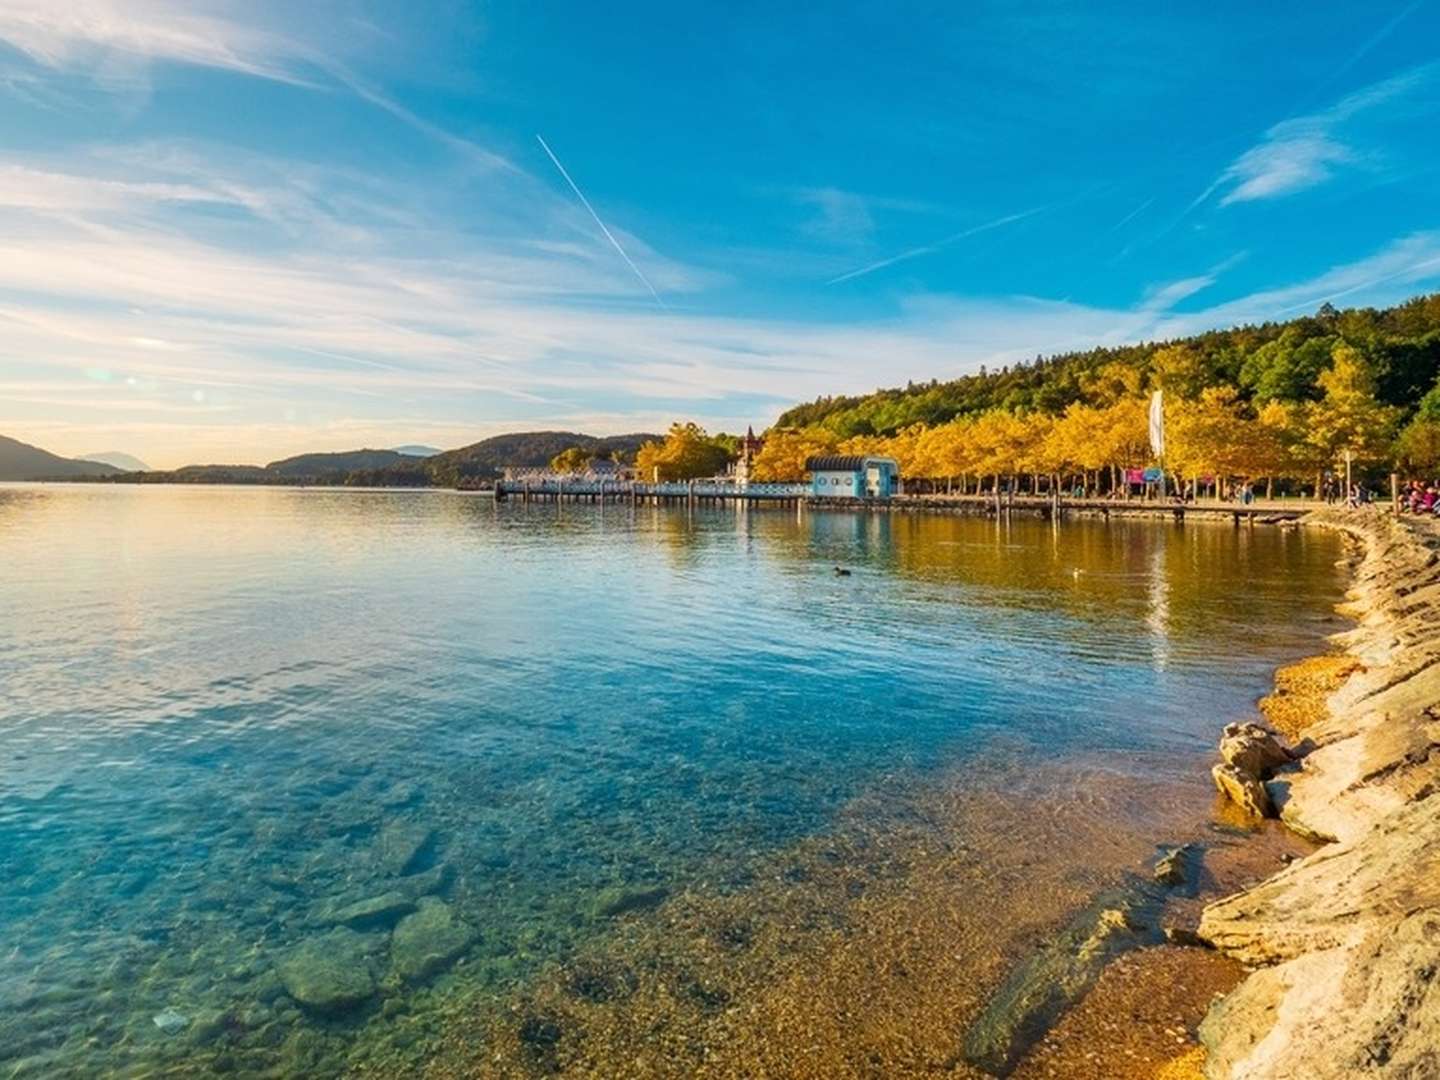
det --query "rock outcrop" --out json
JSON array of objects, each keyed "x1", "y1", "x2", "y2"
[
  {"x1": 1198, "y1": 510, "x2": 1440, "y2": 1079},
  {"x1": 1211, "y1": 722, "x2": 1296, "y2": 818}
]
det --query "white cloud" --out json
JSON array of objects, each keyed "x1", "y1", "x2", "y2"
[
  {"x1": 1218, "y1": 133, "x2": 1354, "y2": 205},
  {"x1": 1212, "y1": 64, "x2": 1437, "y2": 206}
]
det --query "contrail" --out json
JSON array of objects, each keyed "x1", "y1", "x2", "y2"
[
  {"x1": 1306, "y1": 0, "x2": 1426, "y2": 108},
  {"x1": 1108, "y1": 196, "x2": 1155, "y2": 233},
  {"x1": 826, "y1": 205, "x2": 1050, "y2": 285},
  {"x1": 536, "y1": 134, "x2": 667, "y2": 309}
]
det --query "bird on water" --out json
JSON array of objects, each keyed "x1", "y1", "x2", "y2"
[{"x1": 834, "y1": 566, "x2": 852, "y2": 577}]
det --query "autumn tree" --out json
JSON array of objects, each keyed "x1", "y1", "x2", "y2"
[
  {"x1": 1150, "y1": 344, "x2": 1213, "y2": 399},
  {"x1": 549, "y1": 446, "x2": 593, "y2": 472},
  {"x1": 1305, "y1": 344, "x2": 1400, "y2": 472},
  {"x1": 634, "y1": 422, "x2": 734, "y2": 481},
  {"x1": 750, "y1": 427, "x2": 837, "y2": 481}
]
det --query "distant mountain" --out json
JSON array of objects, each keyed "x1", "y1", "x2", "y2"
[
  {"x1": 391, "y1": 445, "x2": 442, "y2": 458},
  {"x1": 80, "y1": 451, "x2": 151, "y2": 472},
  {"x1": 265, "y1": 449, "x2": 411, "y2": 478},
  {"x1": 0, "y1": 435, "x2": 123, "y2": 480},
  {"x1": 426, "y1": 431, "x2": 659, "y2": 482},
  {"x1": 27, "y1": 430, "x2": 663, "y2": 487}
]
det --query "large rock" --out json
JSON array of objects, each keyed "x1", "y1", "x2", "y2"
[
  {"x1": 1199, "y1": 793, "x2": 1440, "y2": 966},
  {"x1": 1218, "y1": 722, "x2": 1294, "y2": 778},
  {"x1": 1212, "y1": 763, "x2": 1272, "y2": 818},
  {"x1": 391, "y1": 898, "x2": 476, "y2": 982},
  {"x1": 276, "y1": 928, "x2": 377, "y2": 1013},
  {"x1": 1200, "y1": 911, "x2": 1440, "y2": 1079}
]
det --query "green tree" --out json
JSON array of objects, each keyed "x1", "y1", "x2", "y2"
[
  {"x1": 1240, "y1": 328, "x2": 1335, "y2": 402},
  {"x1": 1396, "y1": 418, "x2": 1440, "y2": 474}
]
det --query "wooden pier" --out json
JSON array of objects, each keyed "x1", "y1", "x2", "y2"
[
  {"x1": 494, "y1": 478, "x2": 810, "y2": 507},
  {"x1": 492, "y1": 479, "x2": 1312, "y2": 524}
]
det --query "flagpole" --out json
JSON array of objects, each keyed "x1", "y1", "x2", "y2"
[{"x1": 1149, "y1": 390, "x2": 1166, "y2": 500}]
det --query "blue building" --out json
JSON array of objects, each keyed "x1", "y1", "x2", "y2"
[{"x1": 805, "y1": 454, "x2": 900, "y2": 498}]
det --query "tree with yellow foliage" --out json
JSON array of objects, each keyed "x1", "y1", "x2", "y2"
[
  {"x1": 1167, "y1": 387, "x2": 1250, "y2": 494},
  {"x1": 1305, "y1": 345, "x2": 1400, "y2": 472},
  {"x1": 633, "y1": 422, "x2": 733, "y2": 481},
  {"x1": 750, "y1": 427, "x2": 838, "y2": 481},
  {"x1": 1150, "y1": 344, "x2": 1213, "y2": 400}
]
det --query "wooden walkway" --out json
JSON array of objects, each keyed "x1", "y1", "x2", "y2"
[
  {"x1": 886, "y1": 493, "x2": 1310, "y2": 523},
  {"x1": 493, "y1": 479, "x2": 1313, "y2": 523}
]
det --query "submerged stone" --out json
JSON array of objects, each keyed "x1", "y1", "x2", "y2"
[
  {"x1": 396, "y1": 862, "x2": 451, "y2": 899},
  {"x1": 1153, "y1": 843, "x2": 1199, "y2": 889},
  {"x1": 391, "y1": 898, "x2": 476, "y2": 982},
  {"x1": 276, "y1": 928, "x2": 376, "y2": 1013},
  {"x1": 152, "y1": 1008, "x2": 189, "y2": 1035},
  {"x1": 962, "y1": 876, "x2": 1166, "y2": 1075},
  {"x1": 376, "y1": 821, "x2": 435, "y2": 876},
  {"x1": 329, "y1": 891, "x2": 416, "y2": 930},
  {"x1": 592, "y1": 884, "x2": 669, "y2": 918}
]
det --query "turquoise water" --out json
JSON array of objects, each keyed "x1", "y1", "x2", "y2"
[{"x1": 0, "y1": 485, "x2": 1343, "y2": 1076}]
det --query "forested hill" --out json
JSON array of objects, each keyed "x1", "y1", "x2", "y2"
[
  {"x1": 76, "y1": 431, "x2": 663, "y2": 487},
  {"x1": 777, "y1": 294, "x2": 1440, "y2": 437},
  {"x1": 265, "y1": 449, "x2": 412, "y2": 478},
  {"x1": 423, "y1": 431, "x2": 658, "y2": 484},
  {"x1": 0, "y1": 435, "x2": 122, "y2": 480}
]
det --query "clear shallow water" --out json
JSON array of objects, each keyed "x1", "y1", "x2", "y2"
[{"x1": 0, "y1": 485, "x2": 1344, "y2": 1076}]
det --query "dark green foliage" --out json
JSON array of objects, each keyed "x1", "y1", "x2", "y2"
[
  {"x1": 1238, "y1": 329, "x2": 1334, "y2": 402},
  {"x1": 265, "y1": 449, "x2": 413, "y2": 477},
  {"x1": 423, "y1": 431, "x2": 658, "y2": 484},
  {"x1": 775, "y1": 294, "x2": 1440, "y2": 436}
]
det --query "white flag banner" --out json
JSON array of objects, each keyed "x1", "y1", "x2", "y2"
[{"x1": 1148, "y1": 389, "x2": 1165, "y2": 459}]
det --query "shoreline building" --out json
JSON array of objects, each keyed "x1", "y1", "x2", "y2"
[
  {"x1": 804, "y1": 454, "x2": 900, "y2": 498},
  {"x1": 733, "y1": 426, "x2": 764, "y2": 490}
]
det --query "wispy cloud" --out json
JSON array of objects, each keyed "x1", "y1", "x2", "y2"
[
  {"x1": 1210, "y1": 63, "x2": 1438, "y2": 206},
  {"x1": 1140, "y1": 253, "x2": 1246, "y2": 312},
  {"x1": 0, "y1": 0, "x2": 309, "y2": 84},
  {"x1": 796, "y1": 187, "x2": 876, "y2": 246}
]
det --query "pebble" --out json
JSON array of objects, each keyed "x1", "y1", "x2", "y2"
[{"x1": 152, "y1": 1008, "x2": 190, "y2": 1036}]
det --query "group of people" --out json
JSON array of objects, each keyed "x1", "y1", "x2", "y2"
[
  {"x1": 1401, "y1": 480, "x2": 1440, "y2": 515},
  {"x1": 1322, "y1": 473, "x2": 1374, "y2": 509}
]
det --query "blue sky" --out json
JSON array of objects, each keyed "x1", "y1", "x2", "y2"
[{"x1": 2, "y1": 1, "x2": 1439, "y2": 466}]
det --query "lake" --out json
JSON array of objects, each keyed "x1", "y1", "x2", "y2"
[{"x1": 0, "y1": 485, "x2": 1345, "y2": 1077}]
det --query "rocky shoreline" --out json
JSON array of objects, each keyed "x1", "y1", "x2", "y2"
[{"x1": 1197, "y1": 508, "x2": 1440, "y2": 1078}]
